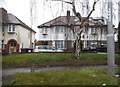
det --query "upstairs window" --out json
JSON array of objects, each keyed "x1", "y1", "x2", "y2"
[
  {"x1": 42, "y1": 28, "x2": 47, "y2": 34},
  {"x1": 55, "y1": 26, "x2": 64, "y2": 33},
  {"x1": 8, "y1": 24, "x2": 16, "y2": 33}
]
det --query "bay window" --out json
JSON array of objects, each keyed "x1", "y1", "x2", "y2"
[{"x1": 55, "y1": 41, "x2": 64, "y2": 49}]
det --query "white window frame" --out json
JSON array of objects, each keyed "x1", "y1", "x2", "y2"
[
  {"x1": 8, "y1": 24, "x2": 16, "y2": 33},
  {"x1": 55, "y1": 41, "x2": 64, "y2": 49},
  {"x1": 42, "y1": 28, "x2": 47, "y2": 34}
]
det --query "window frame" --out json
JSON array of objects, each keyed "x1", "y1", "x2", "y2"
[
  {"x1": 8, "y1": 24, "x2": 16, "y2": 33},
  {"x1": 55, "y1": 41, "x2": 64, "y2": 49}
]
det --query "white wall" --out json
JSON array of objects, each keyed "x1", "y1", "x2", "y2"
[
  {"x1": 39, "y1": 26, "x2": 75, "y2": 41},
  {"x1": 17, "y1": 25, "x2": 31, "y2": 48},
  {"x1": 4, "y1": 25, "x2": 17, "y2": 44},
  {"x1": 3, "y1": 24, "x2": 35, "y2": 50}
]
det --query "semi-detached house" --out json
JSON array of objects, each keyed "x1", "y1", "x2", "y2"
[
  {"x1": 0, "y1": 8, "x2": 36, "y2": 54},
  {"x1": 37, "y1": 11, "x2": 109, "y2": 51}
]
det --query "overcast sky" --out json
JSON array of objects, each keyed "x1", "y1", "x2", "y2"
[{"x1": 0, "y1": 0, "x2": 119, "y2": 39}]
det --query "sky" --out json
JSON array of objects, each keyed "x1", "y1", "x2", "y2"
[{"x1": 0, "y1": 0, "x2": 119, "y2": 39}]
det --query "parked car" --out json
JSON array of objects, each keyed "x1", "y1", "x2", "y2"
[
  {"x1": 97, "y1": 44, "x2": 107, "y2": 52},
  {"x1": 83, "y1": 44, "x2": 107, "y2": 52},
  {"x1": 34, "y1": 45, "x2": 63, "y2": 52},
  {"x1": 83, "y1": 44, "x2": 98, "y2": 51}
]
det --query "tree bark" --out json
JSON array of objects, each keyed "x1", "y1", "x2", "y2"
[
  {"x1": 64, "y1": 0, "x2": 99, "y2": 59},
  {"x1": 75, "y1": 34, "x2": 81, "y2": 59}
]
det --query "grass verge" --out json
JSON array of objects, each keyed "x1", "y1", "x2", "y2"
[
  {"x1": 3, "y1": 68, "x2": 118, "y2": 85},
  {"x1": 2, "y1": 53, "x2": 107, "y2": 64}
]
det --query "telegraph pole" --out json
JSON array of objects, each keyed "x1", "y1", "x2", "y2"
[{"x1": 107, "y1": 0, "x2": 115, "y2": 76}]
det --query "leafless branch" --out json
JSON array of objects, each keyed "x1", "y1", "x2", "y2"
[
  {"x1": 87, "y1": 0, "x2": 100, "y2": 19},
  {"x1": 63, "y1": 0, "x2": 99, "y2": 34},
  {"x1": 63, "y1": 1, "x2": 82, "y2": 21},
  {"x1": 72, "y1": 2, "x2": 82, "y2": 22},
  {"x1": 80, "y1": 0, "x2": 100, "y2": 27}
]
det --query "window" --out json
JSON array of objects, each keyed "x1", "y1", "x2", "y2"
[
  {"x1": 42, "y1": 28, "x2": 47, "y2": 34},
  {"x1": 8, "y1": 24, "x2": 16, "y2": 33},
  {"x1": 60, "y1": 26, "x2": 64, "y2": 33},
  {"x1": 2, "y1": 40, "x2": 5, "y2": 50},
  {"x1": 55, "y1": 26, "x2": 64, "y2": 33},
  {"x1": 2, "y1": 26, "x2": 4, "y2": 32},
  {"x1": 55, "y1": 26, "x2": 59, "y2": 33},
  {"x1": 82, "y1": 35, "x2": 85, "y2": 38},
  {"x1": 13, "y1": 25, "x2": 15, "y2": 31},
  {"x1": 55, "y1": 41, "x2": 64, "y2": 49},
  {"x1": 10, "y1": 42, "x2": 16, "y2": 47}
]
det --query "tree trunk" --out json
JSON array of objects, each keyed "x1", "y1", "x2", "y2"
[{"x1": 75, "y1": 34, "x2": 81, "y2": 59}]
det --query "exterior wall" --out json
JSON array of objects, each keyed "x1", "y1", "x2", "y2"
[
  {"x1": 17, "y1": 25, "x2": 31, "y2": 49},
  {"x1": 4, "y1": 25, "x2": 18, "y2": 44},
  {"x1": 32, "y1": 32, "x2": 35, "y2": 43},
  {"x1": 38, "y1": 26, "x2": 75, "y2": 51},
  {"x1": 2, "y1": 24, "x2": 35, "y2": 54},
  {"x1": 81, "y1": 26, "x2": 107, "y2": 48},
  {"x1": 38, "y1": 25, "x2": 108, "y2": 50},
  {"x1": 39, "y1": 26, "x2": 75, "y2": 41},
  {"x1": 38, "y1": 22, "x2": 108, "y2": 51}
]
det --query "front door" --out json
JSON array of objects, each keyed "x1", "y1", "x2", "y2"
[{"x1": 9, "y1": 41, "x2": 17, "y2": 53}]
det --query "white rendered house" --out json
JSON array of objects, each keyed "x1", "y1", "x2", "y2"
[
  {"x1": 37, "y1": 11, "x2": 111, "y2": 51},
  {"x1": 0, "y1": 8, "x2": 36, "y2": 54}
]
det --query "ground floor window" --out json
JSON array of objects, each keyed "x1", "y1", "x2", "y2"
[
  {"x1": 55, "y1": 41, "x2": 64, "y2": 49},
  {"x1": 1, "y1": 40, "x2": 5, "y2": 50}
]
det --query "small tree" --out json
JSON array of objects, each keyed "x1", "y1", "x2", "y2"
[{"x1": 64, "y1": 0, "x2": 100, "y2": 59}]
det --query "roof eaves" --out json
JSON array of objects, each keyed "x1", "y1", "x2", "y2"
[{"x1": 8, "y1": 13, "x2": 36, "y2": 33}]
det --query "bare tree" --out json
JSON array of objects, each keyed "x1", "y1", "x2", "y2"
[
  {"x1": 64, "y1": 0, "x2": 100, "y2": 59},
  {"x1": 30, "y1": 0, "x2": 37, "y2": 28}
]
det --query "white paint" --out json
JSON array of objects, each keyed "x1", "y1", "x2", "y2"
[{"x1": 3, "y1": 24, "x2": 35, "y2": 51}]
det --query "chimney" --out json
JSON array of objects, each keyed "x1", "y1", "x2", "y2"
[{"x1": 67, "y1": 10, "x2": 70, "y2": 25}]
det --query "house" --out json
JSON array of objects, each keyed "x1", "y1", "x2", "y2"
[
  {"x1": 0, "y1": 8, "x2": 36, "y2": 54},
  {"x1": 37, "y1": 11, "x2": 109, "y2": 51}
]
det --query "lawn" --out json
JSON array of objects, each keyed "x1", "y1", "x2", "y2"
[
  {"x1": 2, "y1": 53, "x2": 107, "y2": 64},
  {"x1": 2, "y1": 53, "x2": 110, "y2": 68},
  {"x1": 3, "y1": 68, "x2": 118, "y2": 85}
]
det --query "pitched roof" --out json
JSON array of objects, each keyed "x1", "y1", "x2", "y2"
[
  {"x1": 7, "y1": 13, "x2": 36, "y2": 33},
  {"x1": 38, "y1": 16, "x2": 106, "y2": 28},
  {"x1": 0, "y1": 8, "x2": 36, "y2": 33},
  {"x1": 38, "y1": 16, "x2": 77, "y2": 28},
  {"x1": 0, "y1": 8, "x2": 8, "y2": 23}
]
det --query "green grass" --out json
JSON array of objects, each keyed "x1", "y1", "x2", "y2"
[
  {"x1": 2, "y1": 53, "x2": 74, "y2": 64},
  {"x1": 3, "y1": 68, "x2": 118, "y2": 85},
  {"x1": 2, "y1": 53, "x2": 108, "y2": 64},
  {"x1": 81, "y1": 53, "x2": 107, "y2": 59}
]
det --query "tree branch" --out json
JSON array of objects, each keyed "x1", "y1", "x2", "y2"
[
  {"x1": 72, "y1": 2, "x2": 82, "y2": 22},
  {"x1": 87, "y1": 0, "x2": 100, "y2": 19},
  {"x1": 63, "y1": 1, "x2": 82, "y2": 21},
  {"x1": 63, "y1": 0, "x2": 99, "y2": 34},
  {"x1": 80, "y1": 0, "x2": 100, "y2": 27}
]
